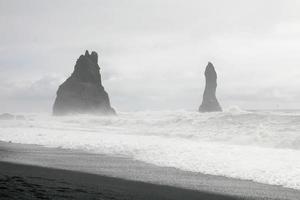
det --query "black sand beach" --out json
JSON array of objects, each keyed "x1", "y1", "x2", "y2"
[
  {"x1": 1, "y1": 142, "x2": 300, "y2": 200},
  {"x1": 0, "y1": 161, "x2": 240, "y2": 200}
]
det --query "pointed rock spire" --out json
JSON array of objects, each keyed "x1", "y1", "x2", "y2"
[
  {"x1": 53, "y1": 50, "x2": 116, "y2": 115},
  {"x1": 199, "y1": 62, "x2": 222, "y2": 112},
  {"x1": 90, "y1": 51, "x2": 98, "y2": 64}
]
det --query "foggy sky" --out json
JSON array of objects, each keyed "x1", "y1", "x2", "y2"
[{"x1": 1, "y1": 0, "x2": 300, "y2": 112}]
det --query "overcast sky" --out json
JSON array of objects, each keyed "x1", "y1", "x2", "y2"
[{"x1": 1, "y1": 0, "x2": 300, "y2": 112}]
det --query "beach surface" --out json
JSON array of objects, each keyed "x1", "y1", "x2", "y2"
[{"x1": 1, "y1": 141, "x2": 300, "y2": 200}]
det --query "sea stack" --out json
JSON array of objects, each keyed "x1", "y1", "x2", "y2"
[
  {"x1": 199, "y1": 62, "x2": 222, "y2": 112},
  {"x1": 53, "y1": 50, "x2": 116, "y2": 115}
]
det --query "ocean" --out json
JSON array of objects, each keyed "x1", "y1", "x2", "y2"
[{"x1": 0, "y1": 107, "x2": 300, "y2": 190}]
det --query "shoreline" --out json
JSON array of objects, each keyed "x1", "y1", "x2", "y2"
[
  {"x1": 0, "y1": 161, "x2": 239, "y2": 200},
  {"x1": 1, "y1": 141, "x2": 300, "y2": 199}
]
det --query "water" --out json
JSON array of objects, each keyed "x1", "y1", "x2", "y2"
[{"x1": 0, "y1": 107, "x2": 300, "y2": 189}]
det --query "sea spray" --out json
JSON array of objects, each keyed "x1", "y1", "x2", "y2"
[{"x1": 0, "y1": 108, "x2": 300, "y2": 189}]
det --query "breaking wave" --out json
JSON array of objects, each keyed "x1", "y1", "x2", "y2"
[{"x1": 0, "y1": 107, "x2": 300, "y2": 189}]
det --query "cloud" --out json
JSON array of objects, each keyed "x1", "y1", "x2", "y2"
[
  {"x1": 0, "y1": 75, "x2": 63, "y2": 112},
  {"x1": 1, "y1": 0, "x2": 300, "y2": 112}
]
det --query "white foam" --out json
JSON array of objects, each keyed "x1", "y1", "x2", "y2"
[{"x1": 0, "y1": 110, "x2": 300, "y2": 189}]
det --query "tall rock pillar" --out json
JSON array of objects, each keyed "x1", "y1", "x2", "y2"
[{"x1": 199, "y1": 62, "x2": 222, "y2": 112}]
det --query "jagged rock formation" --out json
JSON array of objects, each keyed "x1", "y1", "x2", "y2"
[
  {"x1": 199, "y1": 62, "x2": 222, "y2": 112},
  {"x1": 53, "y1": 50, "x2": 116, "y2": 115}
]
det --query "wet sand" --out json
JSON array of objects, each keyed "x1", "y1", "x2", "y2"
[
  {"x1": 1, "y1": 141, "x2": 300, "y2": 199},
  {"x1": 0, "y1": 161, "x2": 241, "y2": 200}
]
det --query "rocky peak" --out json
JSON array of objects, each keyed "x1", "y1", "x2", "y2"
[
  {"x1": 199, "y1": 62, "x2": 222, "y2": 112},
  {"x1": 53, "y1": 50, "x2": 115, "y2": 115}
]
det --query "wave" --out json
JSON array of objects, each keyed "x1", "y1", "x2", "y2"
[{"x1": 0, "y1": 108, "x2": 300, "y2": 189}]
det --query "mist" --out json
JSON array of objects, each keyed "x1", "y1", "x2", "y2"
[{"x1": 1, "y1": 0, "x2": 300, "y2": 112}]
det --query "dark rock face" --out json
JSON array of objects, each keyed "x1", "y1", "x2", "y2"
[
  {"x1": 199, "y1": 62, "x2": 222, "y2": 112},
  {"x1": 53, "y1": 50, "x2": 116, "y2": 115}
]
